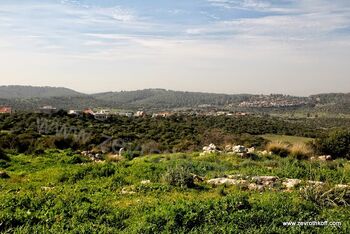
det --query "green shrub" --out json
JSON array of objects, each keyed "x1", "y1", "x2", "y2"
[
  {"x1": 314, "y1": 130, "x2": 350, "y2": 159},
  {"x1": 0, "y1": 147, "x2": 10, "y2": 161},
  {"x1": 163, "y1": 164, "x2": 194, "y2": 188}
]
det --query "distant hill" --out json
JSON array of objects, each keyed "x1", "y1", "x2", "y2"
[
  {"x1": 0, "y1": 86, "x2": 349, "y2": 113},
  {"x1": 93, "y1": 89, "x2": 253, "y2": 109},
  {"x1": 0, "y1": 85, "x2": 83, "y2": 99}
]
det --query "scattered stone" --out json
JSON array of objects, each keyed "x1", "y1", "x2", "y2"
[
  {"x1": 0, "y1": 171, "x2": 10, "y2": 179},
  {"x1": 191, "y1": 173, "x2": 205, "y2": 182},
  {"x1": 335, "y1": 184, "x2": 350, "y2": 189},
  {"x1": 121, "y1": 187, "x2": 136, "y2": 195},
  {"x1": 247, "y1": 147, "x2": 255, "y2": 154},
  {"x1": 201, "y1": 143, "x2": 220, "y2": 155},
  {"x1": 141, "y1": 180, "x2": 151, "y2": 184},
  {"x1": 259, "y1": 150, "x2": 272, "y2": 156},
  {"x1": 248, "y1": 183, "x2": 264, "y2": 192},
  {"x1": 318, "y1": 155, "x2": 332, "y2": 161},
  {"x1": 81, "y1": 150, "x2": 105, "y2": 162},
  {"x1": 207, "y1": 178, "x2": 247, "y2": 186},
  {"x1": 41, "y1": 186, "x2": 55, "y2": 191},
  {"x1": 283, "y1": 179, "x2": 301, "y2": 190},
  {"x1": 252, "y1": 176, "x2": 279, "y2": 186},
  {"x1": 307, "y1": 180, "x2": 324, "y2": 187},
  {"x1": 232, "y1": 145, "x2": 247, "y2": 154}
]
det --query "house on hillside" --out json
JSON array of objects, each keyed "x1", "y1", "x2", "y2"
[
  {"x1": 93, "y1": 110, "x2": 111, "y2": 121},
  {"x1": 0, "y1": 106, "x2": 12, "y2": 114}
]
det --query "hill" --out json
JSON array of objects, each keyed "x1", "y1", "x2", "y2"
[
  {"x1": 0, "y1": 85, "x2": 83, "y2": 99},
  {"x1": 93, "y1": 89, "x2": 253, "y2": 109},
  {"x1": 0, "y1": 86, "x2": 349, "y2": 113}
]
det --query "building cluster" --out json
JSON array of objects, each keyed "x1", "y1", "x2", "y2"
[
  {"x1": 238, "y1": 95, "x2": 310, "y2": 108},
  {"x1": 0, "y1": 106, "x2": 12, "y2": 114}
]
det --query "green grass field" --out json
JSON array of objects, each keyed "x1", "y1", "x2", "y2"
[
  {"x1": 260, "y1": 134, "x2": 314, "y2": 144},
  {"x1": 1, "y1": 150, "x2": 349, "y2": 233}
]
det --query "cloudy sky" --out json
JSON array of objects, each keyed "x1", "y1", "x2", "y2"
[{"x1": 0, "y1": 0, "x2": 349, "y2": 95}]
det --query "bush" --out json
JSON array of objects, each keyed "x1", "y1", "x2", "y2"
[
  {"x1": 314, "y1": 130, "x2": 350, "y2": 159},
  {"x1": 0, "y1": 147, "x2": 10, "y2": 161},
  {"x1": 266, "y1": 142, "x2": 290, "y2": 157},
  {"x1": 163, "y1": 164, "x2": 194, "y2": 188}
]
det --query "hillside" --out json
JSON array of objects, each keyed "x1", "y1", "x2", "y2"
[
  {"x1": 0, "y1": 86, "x2": 349, "y2": 113},
  {"x1": 92, "y1": 89, "x2": 253, "y2": 109},
  {"x1": 0, "y1": 85, "x2": 83, "y2": 99}
]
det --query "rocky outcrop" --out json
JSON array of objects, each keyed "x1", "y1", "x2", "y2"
[
  {"x1": 201, "y1": 143, "x2": 220, "y2": 155},
  {"x1": 207, "y1": 178, "x2": 247, "y2": 186},
  {"x1": 206, "y1": 174, "x2": 348, "y2": 192}
]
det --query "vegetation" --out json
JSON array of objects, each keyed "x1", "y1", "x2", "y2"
[
  {"x1": 0, "y1": 150, "x2": 349, "y2": 233},
  {"x1": 314, "y1": 130, "x2": 350, "y2": 159},
  {"x1": 1, "y1": 108, "x2": 350, "y2": 233},
  {"x1": 0, "y1": 86, "x2": 349, "y2": 113}
]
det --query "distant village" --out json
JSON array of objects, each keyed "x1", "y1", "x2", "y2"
[{"x1": 238, "y1": 95, "x2": 310, "y2": 108}]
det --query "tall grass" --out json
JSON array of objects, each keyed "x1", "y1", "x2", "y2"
[
  {"x1": 289, "y1": 143, "x2": 313, "y2": 160},
  {"x1": 266, "y1": 142, "x2": 290, "y2": 157}
]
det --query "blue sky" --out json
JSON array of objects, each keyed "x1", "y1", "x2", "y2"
[{"x1": 0, "y1": 0, "x2": 349, "y2": 95}]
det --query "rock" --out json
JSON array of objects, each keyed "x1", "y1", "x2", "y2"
[
  {"x1": 209, "y1": 143, "x2": 217, "y2": 150},
  {"x1": 191, "y1": 173, "x2": 205, "y2": 182},
  {"x1": 141, "y1": 180, "x2": 151, "y2": 184},
  {"x1": 252, "y1": 176, "x2": 279, "y2": 186},
  {"x1": 0, "y1": 171, "x2": 10, "y2": 179},
  {"x1": 207, "y1": 178, "x2": 247, "y2": 186},
  {"x1": 307, "y1": 180, "x2": 324, "y2": 187},
  {"x1": 335, "y1": 184, "x2": 350, "y2": 189},
  {"x1": 41, "y1": 186, "x2": 55, "y2": 191},
  {"x1": 248, "y1": 183, "x2": 264, "y2": 192},
  {"x1": 121, "y1": 187, "x2": 136, "y2": 195},
  {"x1": 247, "y1": 147, "x2": 255, "y2": 153},
  {"x1": 259, "y1": 150, "x2": 272, "y2": 156},
  {"x1": 318, "y1": 155, "x2": 332, "y2": 161},
  {"x1": 225, "y1": 145, "x2": 233, "y2": 152},
  {"x1": 232, "y1": 145, "x2": 247, "y2": 153},
  {"x1": 283, "y1": 179, "x2": 301, "y2": 190}
]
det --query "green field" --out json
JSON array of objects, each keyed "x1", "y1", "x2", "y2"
[
  {"x1": 260, "y1": 134, "x2": 314, "y2": 144},
  {"x1": 1, "y1": 150, "x2": 349, "y2": 233}
]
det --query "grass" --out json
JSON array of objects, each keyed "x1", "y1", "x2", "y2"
[
  {"x1": 261, "y1": 134, "x2": 314, "y2": 144},
  {"x1": 0, "y1": 150, "x2": 349, "y2": 233}
]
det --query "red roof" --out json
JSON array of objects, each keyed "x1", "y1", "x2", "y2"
[{"x1": 0, "y1": 106, "x2": 12, "y2": 114}]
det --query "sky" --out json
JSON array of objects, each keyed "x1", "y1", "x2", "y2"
[{"x1": 0, "y1": 0, "x2": 349, "y2": 95}]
